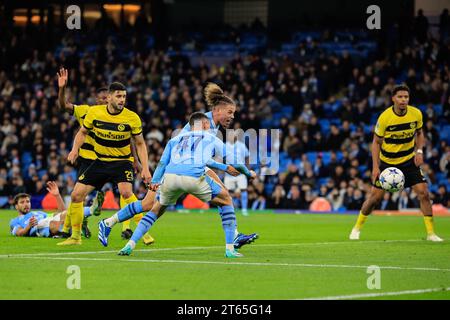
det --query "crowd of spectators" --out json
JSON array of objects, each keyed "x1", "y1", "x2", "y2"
[{"x1": 0, "y1": 10, "x2": 449, "y2": 211}]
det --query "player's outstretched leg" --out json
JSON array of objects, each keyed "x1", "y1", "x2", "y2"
[
  {"x1": 217, "y1": 206, "x2": 258, "y2": 249},
  {"x1": 98, "y1": 200, "x2": 143, "y2": 247},
  {"x1": 119, "y1": 191, "x2": 155, "y2": 245},
  {"x1": 118, "y1": 201, "x2": 166, "y2": 256},
  {"x1": 350, "y1": 187, "x2": 384, "y2": 240},
  {"x1": 211, "y1": 187, "x2": 244, "y2": 258},
  {"x1": 206, "y1": 169, "x2": 257, "y2": 242}
]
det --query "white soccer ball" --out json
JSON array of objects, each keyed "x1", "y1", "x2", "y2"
[{"x1": 379, "y1": 167, "x2": 405, "y2": 193}]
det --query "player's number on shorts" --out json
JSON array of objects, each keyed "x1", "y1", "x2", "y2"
[{"x1": 125, "y1": 170, "x2": 133, "y2": 182}]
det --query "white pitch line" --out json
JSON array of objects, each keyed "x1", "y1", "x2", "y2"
[
  {"x1": 7, "y1": 255, "x2": 450, "y2": 273},
  {"x1": 0, "y1": 239, "x2": 427, "y2": 259},
  {"x1": 301, "y1": 287, "x2": 450, "y2": 300}
]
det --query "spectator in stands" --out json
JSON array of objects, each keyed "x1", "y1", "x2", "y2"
[
  {"x1": 434, "y1": 185, "x2": 449, "y2": 207},
  {"x1": 284, "y1": 185, "x2": 304, "y2": 209},
  {"x1": 398, "y1": 191, "x2": 409, "y2": 210},
  {"x1": 379, "y1": 193, "x2": 397, "y2": 210},
  {"x1": 440, "y1": 9, "x2": 450, "y2": 41}
]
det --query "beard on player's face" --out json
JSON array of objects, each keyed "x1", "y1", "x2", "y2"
[{"x1": 16, "y1": 203, "x2": 30, "y2": 215}]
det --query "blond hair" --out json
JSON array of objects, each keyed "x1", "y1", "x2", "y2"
[{"x1": 204, "y1": 83, "x2": 235, "y2": 109}]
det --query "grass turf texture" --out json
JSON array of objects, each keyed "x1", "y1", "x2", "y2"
[{"x1": 0, "y1": 209, "x2": 449, "y2": 300}]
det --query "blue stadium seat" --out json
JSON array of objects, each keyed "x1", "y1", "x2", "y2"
[
  {"x1": 318, "y1": 178, "x2": 328, "y2": 186},
  {"x1": 281, "y1": 105, "x2": 294, "y2": 117},
  {"x1": 306, "y1": 152, "x2": 317, "y2": 164},
  {"x1": 321, "y1": 152, "x2": 331, "y2": 165},
  {"x1": 0, "y1": 196, "x2": 8, "y2": 208},
  {"x1": 440, "y1": 125, "x2": 450, "y2": 142}
]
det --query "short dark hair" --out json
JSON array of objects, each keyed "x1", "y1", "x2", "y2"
[
  {"x1": 391, "y1": 84, "x2": 410, "y2": 96},
  {"x1": 96, "y1": 87, "x2": 108, "y2": 94},
  {"x1": 189, "y1": 112, "x2": 209, "y2": 127},
  {"x1": 109, "y1": 82, "x2": 126, "y2": 92},
  {"x1": 13, "y1": 193, "x2": 30, "y2": 205}
]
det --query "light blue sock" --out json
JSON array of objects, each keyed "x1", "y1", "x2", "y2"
[
  {"x1": 241, "y1": 191, "x2": 248, "y2": 210},
  {"x1": 117, "y1": 201, "x2": 143, "y2": 222},
  {"x1": 83, "y1": 207, "x2": 92, "y2": 218},
  {"x1": 130, "y1": 212, "x2": 158, "y2": 243},
  {"x1": 219, "y1": 205, "x2": 236, "y2": 244}
]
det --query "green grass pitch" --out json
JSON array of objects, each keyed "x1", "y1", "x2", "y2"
[{"x1": 0, "y1": 209, "x2": 449, "y2": 300}]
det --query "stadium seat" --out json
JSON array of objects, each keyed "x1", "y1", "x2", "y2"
[
  {"x1": 0, "y1": 196, "x2": 8, "y2": 208},
  {"x1": 306, "y1": 152, "x2": 317, "y2": 164}
]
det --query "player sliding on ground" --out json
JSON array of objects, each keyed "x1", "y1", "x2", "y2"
[
  {"x1": 350, "y1": 84, "x2": 443, "y2": 242},
  {"x1": 98, "y1": 112, "x2": 256, "y2": 258},
  {"x1": 9, "y1": 182, "x2": 101, "y2": 238}
]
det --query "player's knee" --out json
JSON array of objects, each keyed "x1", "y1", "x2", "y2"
[
  {"x1": 370, "y1": 193, "x2": 383, "y2": 206},
  {"x1": 120, "y1": 190, "x2": 134, "y2": 199},
  {"x1": 417, "y1": 190, "x2": 430, "y2": 202},
  {"x1": 71, "y1": 192, "x2": 84, "y2": 203}
]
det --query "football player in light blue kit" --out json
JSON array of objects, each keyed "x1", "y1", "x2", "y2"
[
  {"x1": 224, "y1": 132, "x2": 250, "y2": 215},
  {"x1": 180, "y1": 83, "x2": 258, "y2": 247},
  {"x1": 99, "y1": 112, "x2": 256, "y2": 257},
  {"x1": 10, "y1": 181, "x2": 100, "y2": 238}
]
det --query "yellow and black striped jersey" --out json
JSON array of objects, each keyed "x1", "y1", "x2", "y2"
[
  {"x1": 374, "y1": 105, "x2": 423, "y2": 165},
  {"x1": 73, "y1": 104, "x2": 105, "y2": 161},
  {"x1": 83, "y1": 105, "x2": 142, "y2": 162}
]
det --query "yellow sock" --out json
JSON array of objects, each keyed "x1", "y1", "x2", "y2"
[
  {"x1": 70, "y1": 201, "x2": 83, "y2": 240},
  {"x1": 354, "y1": 211, "x2": 369, "y2": 230},
  {"x1": 120, "y1": 194, "x2": 140, "y2": 230},
  {"x1": 134, "y1": 213, "x2": 144, "y2": 223},
  {"x1": 62, "y1": 207, "x2": 71, "y2": 233},
  {"x1": 423, "y1": 216, "x2": 435, "y2": 235}
]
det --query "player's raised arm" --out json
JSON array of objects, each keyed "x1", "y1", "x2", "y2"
[
  {"x1": 46, "y1": 181, "x2": 66, "y2": 212},
  {"x1": 57, "y1": 68, "x2": 74, "y2": 114}
]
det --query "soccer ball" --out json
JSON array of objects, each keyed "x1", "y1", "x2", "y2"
[{"x1": 379, "y1": 167, "x2": 405, "y2": 193}]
